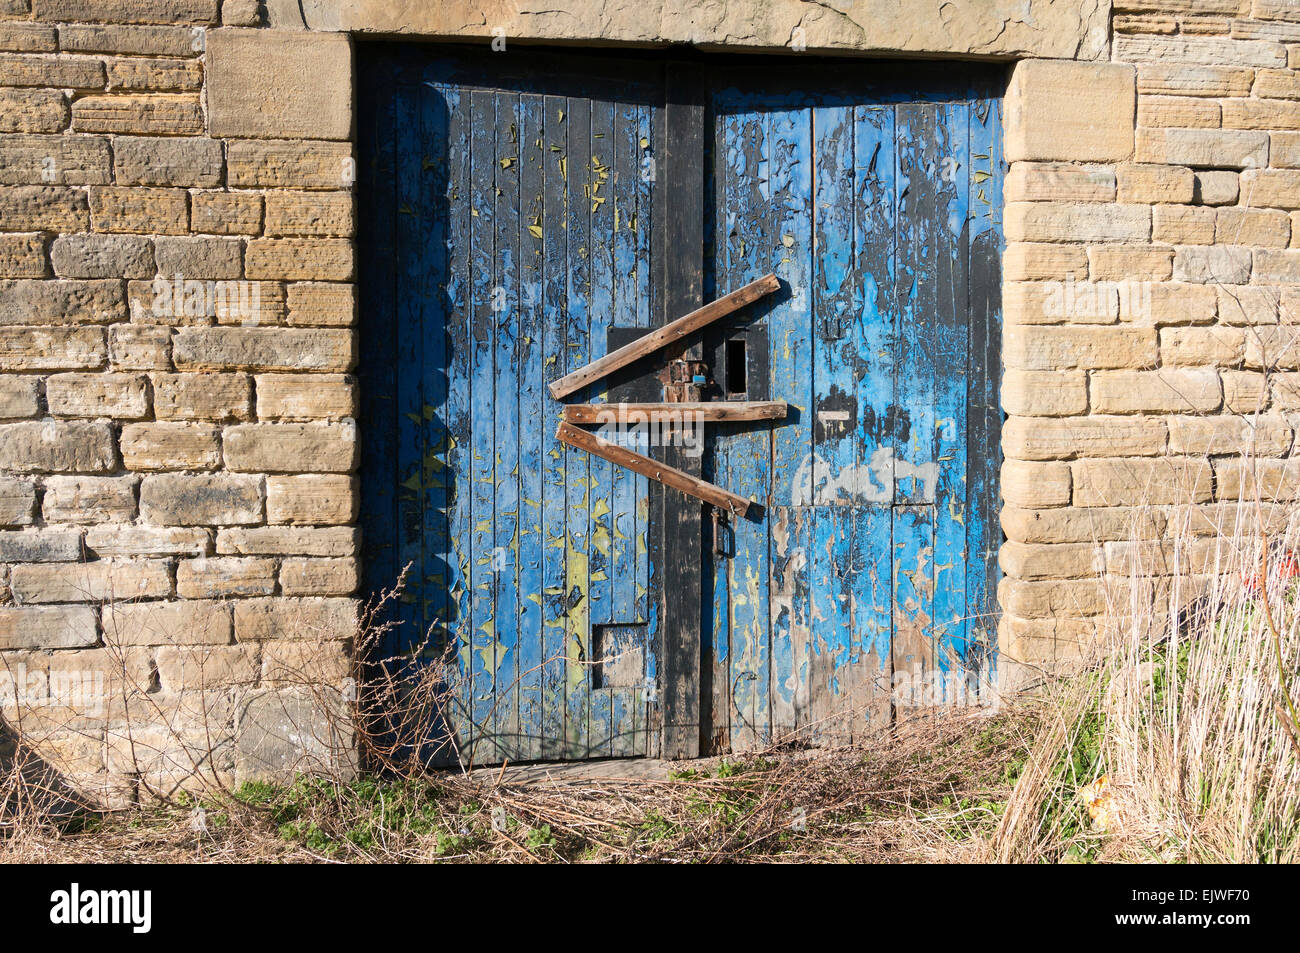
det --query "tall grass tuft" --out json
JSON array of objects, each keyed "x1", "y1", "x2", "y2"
[{"x1": 993, "y1": 485, "x2": 1300, "y2": 863}]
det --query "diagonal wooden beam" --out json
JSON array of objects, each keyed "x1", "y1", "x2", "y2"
[
  {"x1": 555, "y1": 421, "x2": 751, "y2": 516},
  {"x1": 546, "y1": 272, "x2": 780, "y2": 399},
  {"x1": 561, "y1": 400, "x2": 787, "y2": 424}
]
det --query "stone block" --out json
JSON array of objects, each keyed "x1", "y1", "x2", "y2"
[{"x1": 207, "y1": 29, "x2": 351, "y2": 140}]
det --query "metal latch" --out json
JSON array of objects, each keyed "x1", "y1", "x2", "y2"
[{"x1": 712, "y1": 506, "x2": 733, "y2": 558}]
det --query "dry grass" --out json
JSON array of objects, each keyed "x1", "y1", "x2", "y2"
[
  {"x1": 992, "y1": 495, "x2": 1300, "y2": 864},
  {"x1": 0, "y1": 707, "x2": 1032, "y2": 864}
]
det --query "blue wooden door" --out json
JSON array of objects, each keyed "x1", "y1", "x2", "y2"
[
  {"x1": 702, "y1": 67, "x2": 1004, "y2": 751},
  {"x1": 359, "y1": 50, "x2": 662, "y2": 763},
  {"x1": 359, "y1": 50, "x2": 1004, "y2": 763}
]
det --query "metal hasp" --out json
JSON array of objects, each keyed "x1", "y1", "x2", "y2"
[
  {"x1": 547, "y1": 272, "x2": 780, "y2": 399},
  {"x1": 552, "y1": 274, "x2": 783, "y2": 518}
]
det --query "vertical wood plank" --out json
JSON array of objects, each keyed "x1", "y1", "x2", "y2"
[
  {"x1": 358, "y1": 71, "x2": 399, "y2": 650},
  {"x1": 515, "y1": 92, "x2": 545, "y2": 760},
  {"x1": 852, "y1": 105, "x2": 896, "y2": 509},
  {"x1": 610, "y1": 99, "x2": 639, "y2": 629},
  {"x1": 967, "y1": 86, "x2": 1005, "y2": 697},
  {"x1": 808, "y1": 104, "x2": 857, "y2": 744},
  {"x1": 724, "y1": 104, "x2": 773, "y2": 752},
  {"x1": 540, "y1": 93, "x2": 570, "y2": 760},
  {"x1": 811, "y1": 105, "x2": 857, "y2": 507},
  {"x1": 768, "y1": 104, "x2": 814, "y2": 741},
  {"x1": 437, "y1": 82, "x2": 475, "y2": 753},
  {"x1": 809, "y1": 507, "x2": 854, "y2": 743},
  {"x1": 850, "y1": 104, "x2": 896, "y2": 735},
  {"x1": 631, "y1": 98, "x2": 655, "y2": 748},
  {"x1": 563, "y1": 96, "x2": 593, "y2": 760},
  {"x1": 610, "y1": 97, "x2": 645, "y2": 757},
  {"x1": 420, "y1": 83, "x2": 451, "y2": 659},
  {"x1": 890, "y1": 103, "x2": 939, "y2": 706},
  {"x1": 659, "y1": 62, "x2": 705, "y2": 759},
  {"x1": 848, "y1": 505, "x2": 893, "y2": 737},
  {"x1": 490, "y1": 92, "x2": 522, "y2": 759},
  {"x1": 393, "y1": 89, "x2": 426, "y2": 653},
  {"x1": 491, "y1": 91, "x2": 522, "y2": 759},
  {"x1": 931, "y1": 101, "x2": 971, "y2": 699},
  {"x1": 588, "y1": 97, "x2": 615, "y2": 757},
  {"x1": 706, "y1": 102, "x2": 734, "y2": 753},
  {"x1": 892, "y1": 504, "x2": 933, "y2": 711},
  {"x1": 468, "y1": 88, "x2": 498, "y2": 761},
  {"x1": 893, "y1": 103, "x2": 937, "y2": 509}
]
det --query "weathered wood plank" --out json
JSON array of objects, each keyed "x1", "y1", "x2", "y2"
[
  {"x1": 811, "y1": 104, "x2": 857, "y2": 509},
  {"x1": 357, "y1": 73, "x2": 399, "y2": 649},
  {"x1": 889, "y1": 104, "x2": 940, "y2": 708},
  {"x1": 967, "y1": 87, "x2": 1004, "y2": 696},
  {"x1": 707, "y1": 103, "x2": 736, "y2": 754},
  {"x1": 632, "y1": 100, "x2": 655, "y2": 755},
  {"x1": 768, "y1": 103, "x2": 814, "y2": 740},
  {"x1": 892, "y1": 504, "x2": 934, "y2": 712},
  {"x1": 853, "y1": 105, "x2": 896, "y2": 506},
  {"x1": 561, "y1": 401, "x2": 787, "y2": 424},
  {"x1": 442, "y1": 82, "x2": 475, "y2": 756},
  {"x1": 557, "y1": 421, "x2": 751, "y2": 516},
  {"x1": 659, "y1": 62, "x2": 706, "y2": 760},
  {"x1": 516, "y1": 92, "x2": 546, "y2": 759},
  {"x1": 539, "y1": 92, "x2": 570, "y2": 760},
  {"x1": 609, "y1": 96, "x2": 641, "y2": 758},
  {"x1": 419, "y1": 83, "x2": 451, "y2": 662},
  {"x1": 546, "y1": 272, "x2": 778, "y2": 399},
  {"x1": 931, "y1": 101, "x2": 971, "y2": 698},
  {"x1": 588, "y1": 96, "x2": 616, "y2": 757},
  {"x1": 769, "y1": 504, "x2": 812, "y2": 740},
  {"x1": 893, "y1": 103, "x2": 937, "y2": 509},
  {"x1": 850, "y1": 105, "x2": 896, "y2": 735},
  {"x1": 610, "y1": 98, "x2": 640, "y2": 630},
  {"x1": 807, "y1": 104, "x2": 858, "y2": 745},
  {"x1": 467, "y1": 88, "x2": 499, "y2": 762},
  {"x1": 491, "y1": 90, "x2": 523, "y2": 760},
  {"x1": 807, "y1": 506, "x2": 845, "y2": 744},
  {"x1": 394, "y1": 89, "x2": 426, "y2": 652},
  {"x1": 720, "y1": 100, "x2": 772, "y2": 752},
  {"x1": 646, "y1": 93, "x2": 667, "y2": 762},
  {"x1": 848, "y1": 505, "x2": 892, "y2": 738},
  {"x1": 562, "y1": 96, "x2": 593, "y2": 760}
]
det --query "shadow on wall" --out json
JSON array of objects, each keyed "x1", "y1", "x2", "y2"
[{"x1": 0, "y1": 718, "x2": 91, "y2": 823}]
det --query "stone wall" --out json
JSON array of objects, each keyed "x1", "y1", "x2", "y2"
[
  {"x1": 0, "y1": 1, "x2": 356, "y2": 802},
  {"x1": 997, "y1": 1, "x2": 1300, "y2": 685},
  {"x1": 3, "y1": 0, "x2": 1300, "y2": 796}
]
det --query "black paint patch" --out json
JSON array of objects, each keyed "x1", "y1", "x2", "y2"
[{"x1": 813, "y1": 383, "x2": 858, "y2": 442}]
